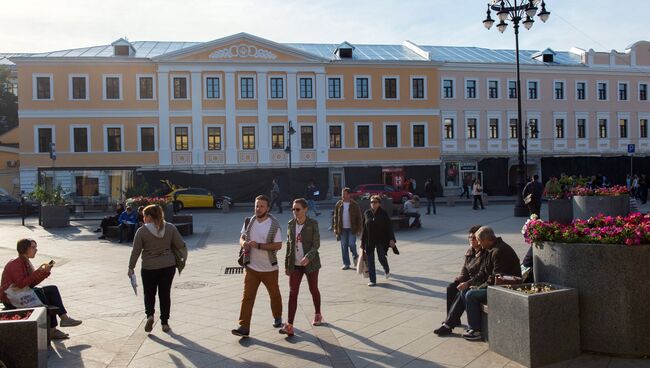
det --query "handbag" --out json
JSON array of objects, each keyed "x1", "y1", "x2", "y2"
[
  {"x1": 5, "y1": 285, "x2": 45, "y2": 308},
  {"x1": 524, "y1": 193, "x2": 533, "y2": 205},
  {"x1": 356, "y1": 252, "x2": 368, "y2": 278},
  {"x1": 172, "y1": 244, "x2": 187, "y2": 275},
  {"x1": 238, "y1": 217, "x2": 252, "y2": 267}
]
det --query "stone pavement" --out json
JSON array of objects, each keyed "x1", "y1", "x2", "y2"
[{"x1": 0, "y1": 202, "x2": 649, "y2": 368}]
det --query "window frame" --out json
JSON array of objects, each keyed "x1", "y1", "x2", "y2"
[
  {"x1": 270, "y1": 124, "x2": 286, "y2": 150},
  {"x1": 383, "y1": 122, "x2": 400, "y2": 148},
  {"x1": 554, "y1": 118, "x2": 565, "y2": 139},
  {"x1": 172, "y1": 124, "x2": 191, "y2": 151},
  {"x1": 170, "y1": 75, "x2": 189, "y2": 100},
  {"x1": 617, "y1": 81, "x2": 629, "y2": 102},
  {"x1": 639, "y1": 82, "x2": 648, "y2": 101},
  {"x1": 204, "y1": 124, "x2": 224, "y2": 151},
  {"x1": 328, "y1": 124, "x2": 343, "y2": 149},
  {"x1": 410, "y1": 123, "x2": 427, "y2": 148},
  {"x1": 488, "y1": 117, "x2": 500, "y2": 139},
  {"x1": 410, "y1": 76, "x2": 426, "y2": 100},
  {"x1": 598, "y1": 118, "x2": 609, "y2": 139},
  {"x1": 465, "y1": 79, "x2": 478, "y2": 99},
  {"x1": 443, "y1": 117, "x2": 455, "y2": 140},
  {"x1": 618, "y1": 117, "x2": 629, "y2": 139},
  {"x1": 382, "y1": 76, "x2": 399, "y2": 100},
  {"x1": 69, "y1": 124, "x2": 91, "y2": 153},
  {"x1": 298, "y1": 76, "x2": 314, "y2": 100},
  {"x1": 33, "y1": 125, "x2": 55, "y2": 153},
  {"x1": 240, "y1": 124, "x2": 257, "y2": 150},
  {"x1": 553, "y1": 80, "x2": 566, "y2": 100},
  {"x1": 238, "y1": 75, "x2": 256, "y2": 100},
  {"x1": 508, "y1": 79, "x2": 517, "y2": 99},
  {"x1": 355, "y1": 123, "x2": 372, "y2": 148},
  {"x1": 102, "y1": 74, "x2": 123, "y2": 101},
  {"x1": 268, "y1": 75, "x2": 286, "y2": 100},
  {"x1": 203, "y1": 74, "x2": 222, "y2": 100},
  {"x1": 32, "y1": 73, "x2": 54, "y2": 101},
  {"x1": 576, "y1": 80, "x2": 588, "y2": 101},
  {"x1": 68, "y1": 74, "x2": 89, "y2": 101},
  {"x1": 354, "y1": 75, "x2": 371, "y2": 99},
  {"x1": 299, "y1": 124, "x2": 315, "y2": 149},
  {"x1": 487, "y1": 79, "x2": 499, "y2": 99},
  {"x1": 442, "y1": 78, "x2": 455, "y2": 99},
  {"x1": 576, "y1": 117, "x2": 588, "y2": 139},
  {"x1": 103, "y1": 124, "x2": 124, "y2": 152},
  {"x1": 597, "y1": 81, "x2": 609, "y2": 101},
  {"x1": 137, "y1": 125, "x2": 157, "y2": 152},
  {"x1": 527, "y1": 80, "x2": 539, "y2": 100},
  {"x1": 136, "y1": 74, "x2": 156, "y2": 100},
  {"x1": 326, "y1": 75, "x2": 343, "y2": 99},
  {"x1": 528, "y1": 117, "x2": 540, "y2": 139},
  {"x1": 640, "y1": 118, "x2": 649, "y2": 139},
  {"x1": 465, "y1": 116, "x2": 479, "y2": 140}
]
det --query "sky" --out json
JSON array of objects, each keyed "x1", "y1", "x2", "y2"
[{"x1": 3, "y1": 0, "x2": 648, "y2": 54}]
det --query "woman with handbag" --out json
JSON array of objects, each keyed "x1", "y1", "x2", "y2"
[
  {"x1": 361, "y1": 195, "x2": 398, "y2": 287},
  {"x1": 0, "y1": 238, "x2": 82, "y2": 339},
  {"x1": 472, "y1": 179, "x2": 485, "y2": 210},
  {"x1": 279, "y1": 198, "x2": 322, "y2": 336},
  {"x1": 128, "y1": 204, "x2": 187, "y2": 334}
]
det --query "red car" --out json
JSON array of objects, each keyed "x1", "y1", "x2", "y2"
[{"x1": 352, "y1": 184, "x2": 413, "y2": 203}]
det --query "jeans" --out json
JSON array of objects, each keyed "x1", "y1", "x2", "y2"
[
  {"x1": 473, "y1": 195, "x2": 485, "y2": 209},
  {"x1": 141, "y1": 266, "x2": 176, "y2": 324},
  {"x1": 238, "y1": 268, "x2": 282, "y2": 329},
  {"x1": 464, "y1": 288, "x2": 487, "y2": 331},
  {"x1": 287, "y1": 267, "x2": 320, "y2": 325},
  {"x1": 426, "y1": 197, "x2": 436, "y2": 214},
  {"x1": 4, "y1": 285, "x2": 68, "y2": 328},
  {"x1": 366, "y1": 245, "x2": 389, "y2": 284},
  {"x1": 307, "y1": 199, "x2": 320, "y2": 216},
  {"x1": 340, "y1": 229, "x2": 358, "y2": 267},
  {"x1": 444, "y1": 282, "x2": 466, "y2": 327}
]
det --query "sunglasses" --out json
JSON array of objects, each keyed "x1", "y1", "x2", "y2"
[{"x1": 292, "y1": 208, "x2": 302, "y2": 212}]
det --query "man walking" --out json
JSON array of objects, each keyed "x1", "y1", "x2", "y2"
[
  {"x1": 459, "y1": 174, "x2": 471, "y2": 199},
  {"x1": 424, "y1": 178, "x2": 437, "y2": 215},
  {"x1": 333, "y1": 188, "x2": 362, "y2": 270},
  {"x1": 269, "y1": 178, "x2": 282, "y2": 214},
  {"x1": 232, "y1": 195, "x2": 283, "y2": 337},
  {"x1": 522, "y1": 175, "x2": 544, "y2": 217},
  {"x1": 305, "y1": 181, "x2": 321, "y2": 216}
]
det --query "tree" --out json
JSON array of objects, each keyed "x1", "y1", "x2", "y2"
[{"x1": 0, "y1": 66, "x2": 18, "y2": 135}]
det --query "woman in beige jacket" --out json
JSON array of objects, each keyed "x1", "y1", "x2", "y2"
[{"x1": 128, "y1": 204, "x2": 187, "y2": 333}]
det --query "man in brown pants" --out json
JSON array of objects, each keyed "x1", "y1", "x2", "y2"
[{"x1": 232, "y1": 195, "x2": 283, "y2": 337}]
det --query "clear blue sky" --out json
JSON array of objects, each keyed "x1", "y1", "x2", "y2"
[{"x1": 4, "y1": 0, "x2": 648, "y2": 53}]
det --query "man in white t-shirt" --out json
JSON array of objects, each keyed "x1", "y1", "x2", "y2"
[
  {"x1": 333, "y1": 188, "x2": 363, "y2": 270},
  {"x1": 232, "y1": 195, "x2": 283, "y2": 338}
]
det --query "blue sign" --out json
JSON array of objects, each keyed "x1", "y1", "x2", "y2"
[{"x1": 628, "y1": 144, "x2": 635, "y2": 154}]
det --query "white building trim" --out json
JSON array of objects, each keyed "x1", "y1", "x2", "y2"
[
  {"x1": 68, "y1": 74, "x2": 89, "y2": 101},
  {"x1": 32, "y1": 73, "x2": 54, "y2": 101},
  {"x1": 68, "y1": 124, "x2": 91, "y2": 153}
]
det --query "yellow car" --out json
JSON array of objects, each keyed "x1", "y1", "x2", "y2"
[{"x1": 166, "y1": 187, "x2": 233, "y2": 210}]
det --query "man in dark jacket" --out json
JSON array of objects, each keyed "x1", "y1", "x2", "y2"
[
  {"x1": 424, "y1": 178, "x2": 437, "y2": 215},
  {"x1": 459, "y1": 226, "x2": 521, "y2": 341},
  {"x1": 522, "y1": 175, "x2": 544, "y2": 217}
]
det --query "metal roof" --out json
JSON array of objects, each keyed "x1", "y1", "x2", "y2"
[
  {"x1": 288, "y1": 43, "x2": 428, "y2": 61},
  {"x1": 420, "y1": 45, "x2": 583, "y2": 65}
]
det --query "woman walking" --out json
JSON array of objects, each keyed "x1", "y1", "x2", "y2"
[
  {"x1": 361, "y1": 195, "x2": 398, "y2": 286},
  {"x1": 279, "y1": 198, "x2": 322, "y2": 336},
  {"x1": 472, "y1": 179, "x2": 485, "y2": 210},
  {"x1": 128, "y1": 204, "x2": 187, "y2": 333}
]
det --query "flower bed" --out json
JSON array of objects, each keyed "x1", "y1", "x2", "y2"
[
  {"x1": 0, "y1": 310, "x2": 32, "y2": 321},
  {"x1": 126, "y1": 196, "x2": 171, "y2": 208},
  {"x1": 570, "y1": 184, "x2": 629, "y2": 197}
]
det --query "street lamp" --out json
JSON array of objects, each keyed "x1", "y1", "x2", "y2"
[
  {"x1": 482, "y1": 0, "x2": 550, "y2": 217},
  {"x1": 284, "y1": 120, "x2": 296, "y2": 169}
]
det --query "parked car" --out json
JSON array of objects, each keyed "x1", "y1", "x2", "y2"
[
  {"x1": 166, "y1": 187, "x2": 233, "y2": 210},
  {"x1": 62, "y1": 192, "x2": 112, "y2": 213},
  {"x1": 0, "y1": 193, "x2": 40, "y2": 215},
  {"x1": 351, "y1": 184, "x2": 413, "y2": 203}
]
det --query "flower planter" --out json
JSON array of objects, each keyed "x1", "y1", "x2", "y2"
[
  {"x1": 547, "y1": 198, "x2": 573, "y2": 224},
  {"x1": 533, "y1": 241, "x2": 650, "y2": 356},
  {"x1": 164, "y1": 202, "x2": 175, "y2": 222},
  {"x1": 487, "y1": 283, "x2": 580, "y2": 367},
  {"x1": 0, "y1": 307, "x2": 48, "y2": 368},
  {"x1": 572, "y1": 194, "x2": 629, "y2": 220},
  {"x1": 41, "y1": 204, "x2": 70, "y2": 228}
]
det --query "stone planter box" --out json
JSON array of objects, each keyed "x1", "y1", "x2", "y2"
[
  {"x1": 533, "y1": 241, "x2": 650, "y2": 356},
  {"x1": 547, "y1": 198, "x2": 573, "y2": 224},
  {"x1": 164, "y1": 202, "x2": 175, "y2": 222},
  {"x1": 41, "y1": 204, "x2": 70, "y2": 228},
  {"x1": 488, "y1": 283, "x2": 580, "y2": 368},
  {"x1": 572, "y1": 194, "x2": 629, "y2": 220},
  {"x1": 0, "y1": 307, "x2": 48, "y2": 368}
]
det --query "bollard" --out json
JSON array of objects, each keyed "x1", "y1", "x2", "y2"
[
  {"x1": 446, "y1": 196, "x2": 455, "y2": 207},
  {"x1": 222, "y1": 199, "x2": 230, "y2": 213}
]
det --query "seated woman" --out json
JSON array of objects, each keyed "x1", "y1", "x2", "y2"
[
  {"x1": 97, "y1": 202, "x2": 125, "y2": 239},
  {"x1": 434, "y1": 225, "x2": 485, "y2": 336},
  {"x1": 0, "y1": 238, "x2": 82, "y2": 339},
  {"x1": 402, "y1": 195, "x2": 421, "y2": 228}
]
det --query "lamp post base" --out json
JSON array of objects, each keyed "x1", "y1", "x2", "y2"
[{"x1": 514, "y1": 203, "x2": 529, "y2": 217}]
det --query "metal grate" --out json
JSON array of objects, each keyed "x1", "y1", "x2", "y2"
[{"x1": 224, "y1": 267, "x2": 244, "y2": 275}]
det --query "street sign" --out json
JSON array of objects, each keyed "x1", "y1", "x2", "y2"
[{"x1": 628, "y1": 144, "x2": 635, "y2": 154}]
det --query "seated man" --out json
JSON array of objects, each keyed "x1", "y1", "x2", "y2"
[
  {"x1": 403, "y1": 195, "x2": 421, "y2": 228},
  {"x1": 118, "y1": 206, "x2": 138, "y2": 243},
  {"x1": 460, "y1": 226, "x2": 521, "y2": 341},
  {"x1": 97, "y1": 203, "x2": 124, "y2": 240}
]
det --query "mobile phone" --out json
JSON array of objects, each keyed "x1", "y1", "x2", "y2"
[{"x1": 48, "y1": 260, "x2": 55, "y2": 266}]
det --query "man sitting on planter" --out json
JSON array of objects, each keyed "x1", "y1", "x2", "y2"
[
  {"x1": 118, "y1": 206, "x2": 138, "y2": 243},
  {"x1": 459, "y1": 226, "x2": 521, "y2": 341}
]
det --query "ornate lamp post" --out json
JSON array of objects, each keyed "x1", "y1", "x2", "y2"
[
  {"x1": 284, "y1": 120, "x2": 296, "y2": 197},
  {"x1": 482, "y1": 0, "x2": 550, "y2": 217}
]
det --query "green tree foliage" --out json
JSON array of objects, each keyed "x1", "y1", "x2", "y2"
[{"x1": 0, "y1": 66, "x2": 18, "y2": 135}]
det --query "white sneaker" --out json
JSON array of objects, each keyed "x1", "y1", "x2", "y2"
[
  {"x1": 367, "y1": 282, "x2": 376, "y2": 287},
  {"x1": 385, "y1": 272, "x2": 391, "y2": 279}
]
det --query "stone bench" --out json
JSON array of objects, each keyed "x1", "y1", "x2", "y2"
[
  {"x1": 389, "y1": 215, "x2": 410, "y2": 231},
  {"x1": 481, "y1": 302, "x2": 489, "y2": 341},
  {"x1": 2, "y1": 305, "x2": 59, "y2": 345}
]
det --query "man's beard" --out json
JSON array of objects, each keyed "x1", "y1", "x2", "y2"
[{"x1": 256, "y1": 209, "x2": 269, "y2": 219}]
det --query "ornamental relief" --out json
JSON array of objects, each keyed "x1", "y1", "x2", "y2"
[{"x1": 209, "y1": 44, "x2": 278, "y2": 60}]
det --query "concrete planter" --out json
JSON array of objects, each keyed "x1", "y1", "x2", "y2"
[
  {"x1": 41, "y1": 204, "x2": 70, "y2": 228},
  {"x1": 0, "y1": 307, "x2": 48, "y2": 368},
  {"x1": 547, "y1": 198, "x2": 573, "y2": 224},
  {"x1": 164, "y1": 202, "x2": 175, "y2": 222},
  {"x1": 572, "y1": 194, "x2": 629, "y2": 220},
  {"x1": 488, "y1": 283, "x2": 580, "y2": 368},
  {"x1": 533, "y1": 241, "x2": 650, "y2": 356}
]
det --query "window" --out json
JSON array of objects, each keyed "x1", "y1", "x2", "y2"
[
  {"x1": 139, "y1": 76, "x2": 154, "y2": 99},
  {"x1": 328, "y1": 77, "x2": 341, "y2": 99},
  {"x1": 240, "y1": 77, "x2": 254, "y2": 99},
  {"x1": 73, "y1": 127, "x2": 88, "y2": 152},
  {"x1": 466, "y1": 80, "x2": 477, "y2": 99},
  {"x1": 173, "y1": 77, "x2": 187, "y2": 99},
  {"x1": 509, "y1": 119, "x2": 518, "y2": 139},
  {"x1": 299, "y1": 78, "x2": 313, "y2": 99},
  {"x1": 598, "y1": 119, "x2": 608, "y2": 138},
  {"x1": 329, "y1": 126, "x2": 342, "y2": 148},
  {"x1": 140, "y1": 127, "x2": 155, "y2": 151},
  {"x1": 412, "y1": 125, "x2": 425, "y2": 147},
  {"x1": 577, "y1": 119, "x2": 586, "y2": 139},
  {"x1": 555, "y1": 118, "x2": 565, "y2": 139},
  {"x1": 174, "y1": 127, "x2": 189, "y2": 151},
  {"x1": 300, "y1": 126, "x2": 314, "y2": 149},
  {"x1": 444, "y1": 118, "x2": 454, "y2": 139},
  {"x1": 554, "y1": 81, "x2": 565, "y2": 100},
  {"x1": 71, "y1": 76, "x2": 87, "y2": 100},
  {"x1": 640, "y1": 83, "x2": 648, "y2": 101},
  {"x1": 271, "y1": 126, "x2": 285, "y2": 149},
  {"x1": 443, "y1": 79, "x2": 454, "y2": 98},
  {"x1": 357, "y1": 125, "x2": 370, "y2": 148},
  {"x1": 385, "y1": 125, "x2": 398, "y2": 147},
  {"x1": 489, "y1": 118, "x2": 499, "y2": 139},
  {"x1": 36, "y1": 76, "x2": 51, "y2": 99},
  {"x1": 488, "y1": 80, "x2": 498, "y2": 99},
  {"x1": 466, "y1": 119, "x2": 477, "y2": 139},
  {"x1": 206, "y1": 77, "x2": 220, "y2": 99},
  {"x1": 105, "y1": 76, "x2": 121, "y2": 100},
  {"x1": 528, "y1": 119, "x2": 539, "y2": 139},
  {"x1": 384, "y1": 78, "x2": 397, "y2": 99},
  {"x1": 207, "y1": 127, "x2": 221, "y2": 150},
  {"x1": 412, "y1": 78, "x2": 425, "y2": 99},
  {"x1": 37, "y1": 128, "x2": 53, "y2": 152},
  {"x1": 528, "y1": 81, "x2": 538, "y2": 99},
  {"x1": 576, "y1": 82, "x2": 586, "y2": 100},
  {"x1": 598, "y1": 82, "x2": 608, "y2": 100},
  {"x1": 508, "y1": 81, "x2": 517, "y2": 99},
  {"x1": 641, "y1": 119, "x2": 648, "y2": 139},
  {"x1": 618, "y1": 83, "x2": 628, "y2": 101},
  {"x1": 242, "y1": 126, "x2": 255, "y2": 149},
  {"x1": 619, "y1": 119, "x2": 628, "y2": 138},
  {"x1": 107, "y1": 127, "x2": 121, "y2": 152},
  {"x1": 355, "y1": 78, "x2": 369, "y2": 99},
  {"x1": 270, "y1": 77, "x2": 284, "y2": 99}
]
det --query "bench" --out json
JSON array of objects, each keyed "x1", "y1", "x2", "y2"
[
  {"x1": 104, "y1": 215, "x2": 193, "y2": 239},
  {"x1": 2, "y1": 305, "x2": 59, "y2": 345},
  {"x1": 390, "y1": 215, "x2": 410, "y2": 230}
]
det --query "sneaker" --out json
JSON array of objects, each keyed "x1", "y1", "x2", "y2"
[
  {"x1": 51, "y1": 328, "x2": 69, "y2": 340},
  {"x1": 60, "y1": 317, "x2": 82, "y2": 327},
  {"x1": 231, "y1": 326, "x2": 250, "y2": 337},
  {"x1": 162, "y1": 323, "x2": 171, "y2": 333},
  {"x1": 273, "y1": 317, "x2": 283, "y2": 328},
  {"x1": 462, "y1": 329, "x2": 483, "y2": 341},
  {"x1": 367, "y1": 282, "x2": 376, "y2": 287},
  {"x1": 341, "y1": 265, "x2": 350, "y2": 270},
  {"x1": 385, "y1": 272, "x2": 391, "y2": 279},
  {"x1": 312, "y1": 313, "x2": 323, "y2": 326},
  {"x1": 278, "y1": 323, "x2": 294, "y2": 336},
  {"x1": 433, "y1": 323, "x2": 453, "y2": 336},
  {"x1": 144, "y1": 316, "x2": 154, "y2": 333}
]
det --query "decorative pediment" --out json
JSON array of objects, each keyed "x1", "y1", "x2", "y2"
[{"x1": 209, "y1": 44, "x2": 278, "y2": 60}]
